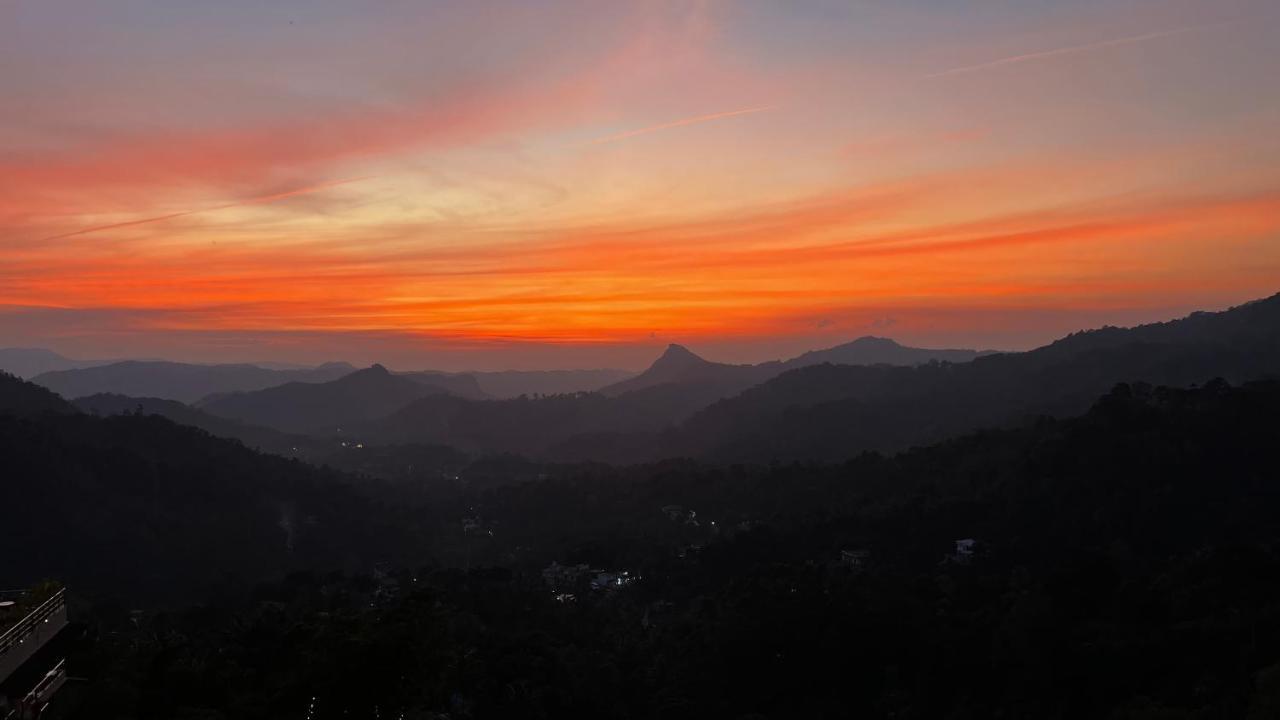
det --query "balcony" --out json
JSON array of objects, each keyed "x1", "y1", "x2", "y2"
[{"x1": 0, "y1": 587, "x2": 72, "y2": 719}]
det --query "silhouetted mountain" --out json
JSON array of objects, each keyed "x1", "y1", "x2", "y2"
[
  {"x1": 33, "y1": 360, "x2": 357, "y2": 403},
  {"x1": 0, "y1": 408, "x2": 417, "y2": 602},
  {"x1": 348, "y1": 293, "x2": 1280, "y2": 462},
  {"x1": 0, "y1": 347, "x2": 104, "y2": 379},
  {"x1": 358, "y1": 380, "x2": 736, "y2": 457},
  {"x1": 72, "y1": 393, "x2": 312, "y2": 458},
  {"x1": 599, "y1": 344, "x2": 772, "y2": 397},
  {"x1": 780, "y1": 335, "x2": 995, "y2": 369},
  {"x1": 396, "y1": 371, "x2": 490, "y2": 400},
  {"x1": 394, "y1": 368, "x2": 634, "y2": 398},
  {"x1": 0, "y1": 370, "x2": 76, "y2": 416},
  {"x1": 667, "y1": 292, "x2": 1280, "y2": 462},
  {"x1": 600, "y1": 339, "x2": 996, "y2": 400},
  {"x1": 470, "y1": 368, "x2": 636, "y2": 398},
  {"x1": 198, "y1": 364, "x2": 452, "y2": 434}
]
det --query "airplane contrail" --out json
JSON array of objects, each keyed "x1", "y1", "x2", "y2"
[
  {"x1": 41, "y1": 176, "x2": 372, "y2": 242},
  {"x1": 586, "y1": 105, "x2": 776, "y2": 146},
  {"x1": 924, "y1": 24, "x2": 1214, "y2": 79}
]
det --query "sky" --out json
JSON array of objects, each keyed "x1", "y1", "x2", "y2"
[{"x1": 2, "y1": 0, "x2": 1279, "y2": 370}]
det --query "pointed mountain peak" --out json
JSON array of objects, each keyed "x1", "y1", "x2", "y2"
[
  {"x1": 650, "y1": 343, "x2": 708, "y2": 371},
  {"x1": 368, "y1": 363, "x2": 390, "y2": 374},
  {"x1": 662, "y1": 343, "x2": 701, "y2": 360}
]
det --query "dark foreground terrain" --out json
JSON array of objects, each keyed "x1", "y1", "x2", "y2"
[{"x1": 4, "y1": 377, "x2": 1276, "y2": 718}]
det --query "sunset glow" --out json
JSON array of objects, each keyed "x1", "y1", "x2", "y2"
[{"x1": 4, "y1": 0, "x2": 1279, "y2": 369}]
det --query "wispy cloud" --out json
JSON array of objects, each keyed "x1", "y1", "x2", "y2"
[
  {"x1": 924, "y1": 25, "x2": 1214, "y2": 79},
  {"x1": 585, "y1": 105, "x2": 776, "y2": 146},
  {"x1": 40, "y1": 177, "x2": 372, "y2": 242}
]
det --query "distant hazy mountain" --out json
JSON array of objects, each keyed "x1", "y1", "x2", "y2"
[
  {"x1": 0, "y1": 348, "x2": 103, "y2": 379},
  {"x1": 357, "y1": 340, "x2": 1003, "y2": 456},
  {"x1": 358, "y1": 379, "x2": 739, "y2": 457},
  {"x1": 198, "y1": 364, "x2": 453, "y2": 434},
  {"x1": 599, "y1": 338, "x2": 993, "y2": 399},
  {"x1": 599, "y1": 344, "x2": 771, "y2": 397},
  {"x1": 33, "y1": 360, "x2": 356, "y2": 403},
  {"x1": 404, "y1": 293, "x2": 1272, "y2": 463},
  {"x1": 470, "y1": 369, "x2": 636, "y2": 398},
  {"x1": 664, "y1": 292, "x2": 1280, "y2": 462},
  {"x1": 73, "y1": 393, "x2": 309, "y2": 457},
  {"x1": 779, "y1": 336, "x2": 995, "y2": 369},
  {"x1": 396, "y1": 371, "x2": 490, "y2": 400}
]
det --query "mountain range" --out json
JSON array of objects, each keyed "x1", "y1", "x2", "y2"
[
  {"x1": 3, "y1": 292, "x2": 1279, "y2": 601},
  {"x1": 196, "y1": 364, "x2": 454, "y2": 435},
  {"x1": 460, "y1": 368, "x2": 636, "y2": 398},
  {"x1": 7, "y1": 297, "x2": 1277, "y2": 464},
  {"x1": 327, "y1": 294, "x2": 1280, "y2": 462},
  {"x1": 0, "y1": 348, "x2": 103, "y2": 379},
  {"x1": 666, "y1": 293, "x2": 1280, "y2": 461},
  {"x1": 33, "y1": 359, "x2": 358, "y2": 404},
  {"x1": 599, "y1": 336, "x2": 993, "y2": 397}
]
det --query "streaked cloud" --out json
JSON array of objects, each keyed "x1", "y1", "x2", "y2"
[
  {"x1": 924, "y1": 25, "x2": 1216, "y2": 79},
  {"x1": 40, "y1": 177, "x2": 372, "y2": 242},
  {"x1": 1, "y1": 1, "x2": 1277, "y2": 366},
  {"x1": 585, "y1": 105, "x2": 776, "y2": 146}
]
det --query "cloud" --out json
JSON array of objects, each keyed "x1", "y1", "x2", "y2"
[
  {"x1": 585, "y1": 105, "x2": 776, "y2": 146},
  {"x1": 40, "y1": 176, "x2": 372, "y2": 242},
  {"x1": 7, "y1": 162, "x2": 1276, "y2": 350},
  {"x1": 0, "y1": 2, "x2": 727, "y2": 223},
  {"x1": 924, "y1": 25, "x2": 1215, "y2": 79}
]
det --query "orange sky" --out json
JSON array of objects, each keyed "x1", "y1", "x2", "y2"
[{"x1": 2, "y1": 0, "x2": 1279, "y2": 369}]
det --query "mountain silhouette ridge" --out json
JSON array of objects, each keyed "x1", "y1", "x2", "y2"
[
  {"x1": 600, "y1": 336, "x2": 996, "y2": 397},
  {"x1": 197, "y1": 364, "x2": 454, "y2": 434}
]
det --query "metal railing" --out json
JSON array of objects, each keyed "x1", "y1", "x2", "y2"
[
  {"x1": 3, "y1": 658, "x2": 69, "y2": 720},
  {"x1": 0, "y1": 589, "x2": 65, "y2": 657}
]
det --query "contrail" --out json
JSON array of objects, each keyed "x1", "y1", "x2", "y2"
[
  {"x1": 924, "y1": 25, "x2": 1212, "y2": 79},
  {"x1": 586, "y1": 105, "x2": 776, "y2": 146},
  {"x1": 41, "y1": 176, "x2": 372, "y2": 242}
]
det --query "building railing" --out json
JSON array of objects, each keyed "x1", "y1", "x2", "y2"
[
  {"x1": 0, "y1": 590, "x2": 65, "y2": 658},
  {"x1": 3, "y1": 658, "x2": 68, "y2": 720}
]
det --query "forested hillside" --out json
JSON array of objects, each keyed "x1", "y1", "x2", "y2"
[{"x1": 58, "y1": 379, "x2": 1280, "y2": 718}]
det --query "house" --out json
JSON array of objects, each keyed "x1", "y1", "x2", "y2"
[
  {"x1": 949, "y1": 538, "x2": 979, "y2": 564},
  {"x1": 840, "y1": 549, "x2": 870, "y2": 569}
]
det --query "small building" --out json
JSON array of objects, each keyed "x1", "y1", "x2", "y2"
[
  {"x1": 840, "y1": 549, "x2": 870, "y2": 569},
  {"x1": 949, "y1": 538, "x2": 979, "y2": 564}
]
